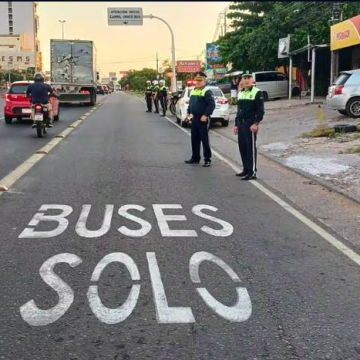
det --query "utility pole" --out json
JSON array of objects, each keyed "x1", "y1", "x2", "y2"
[{"x1": 330, "y1": 2, "x2": 343, "y2": 84}]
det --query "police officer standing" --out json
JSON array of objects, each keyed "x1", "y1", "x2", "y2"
[
  {"x1": 233, "y1": 72, "x2": 265, "y2": 180},
  {"x1": 145, "y1": 80, "x2": 153, "y2": 112},
  {"x1": 152, "y1": 80, "x2": 160, "y2": 113},
  {"x1": 158, "y1": 79, "x2": 168, "y2": 117},
  {"x1": 184, "y1": 71, "x2": 215, "y2": 167}
]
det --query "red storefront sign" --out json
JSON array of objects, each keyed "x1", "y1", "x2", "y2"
[{"x1": 176, "y1": 60, "x2": 201, "y2": 73}]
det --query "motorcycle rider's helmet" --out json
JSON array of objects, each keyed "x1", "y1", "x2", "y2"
[
  {"x1": 34, "y1": 72, "x2": 45, "y2": 82},
  {"x1": 146, "y1": 80, "x2": 151, "y2": 84},
  {"x1": 152, "y1": 80, "x2": 158, "y2": 85},
  {"x1": 159, "y1": 79, "x2": 165, "y2": 85}
]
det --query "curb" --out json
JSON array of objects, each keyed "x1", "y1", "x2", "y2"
[
  {"x1": 211, "y1": 128, "x2": 360, "y2": 206},
  {"x1": 258, "y1": 150, "x2": 360, "y2": 206}
]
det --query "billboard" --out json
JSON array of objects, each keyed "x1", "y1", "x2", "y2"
[
  {"x1": 0, "y1": 51, "x2": 35, "y2": 69},
  {"x1": 176, "y1": 60, "x2": 201, "y2": 73},
  {"x1": 331, "y1": 14, "x2": 360, "y2": 51},
  {"x1": 206, "y1": 43, "x2": 226, "y2": 71}
]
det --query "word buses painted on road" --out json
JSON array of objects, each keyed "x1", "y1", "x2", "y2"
[{"x1": 18, "y1": 204, "x2": 252, "y2": 326}]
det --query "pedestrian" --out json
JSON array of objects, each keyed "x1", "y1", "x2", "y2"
[
  {"x1": 152, "y1": 80, "x2": 160, "y2": 113},
  {"x1": 230, "y1": 76, "x2": 238, "y2": 105},
  {"x1": 184, "y1": 71, "x2": 215, "y2": 167},
  {"x1": 158, "y1": 79, "x2": 168, "y2": 117},
  {"x1": 233, "y1": 72, "x2": 265, "y2": 180},
  {"x1": 145, "y1": 80, "x2": 153, "y2": 112}
]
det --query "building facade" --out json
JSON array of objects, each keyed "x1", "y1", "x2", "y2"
[
  {"x1": 0, "y1": 1, "x2": 42, "y2": 71},
  {"x1": 331, "y1": 14, "x2": 360, "y2": 77}
]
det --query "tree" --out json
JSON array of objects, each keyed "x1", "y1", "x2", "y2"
[{"x1": 217, "y1": 1, "x2": 360, "y2": 72}]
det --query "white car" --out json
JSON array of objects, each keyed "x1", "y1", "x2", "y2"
[{"x1": 175, "y1": 86, "x2": 230, "y2": 128}]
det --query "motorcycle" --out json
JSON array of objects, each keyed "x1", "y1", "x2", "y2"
[
  {"x1": 169, "y1": 92, "x2": 181, "y2": 116},
  {"x1": 32, "y1": 103, "x2": 50, "y2": 138}
]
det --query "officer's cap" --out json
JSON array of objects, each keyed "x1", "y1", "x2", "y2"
[
  {"x1": 194, "y1": 71, "x2": 207, "y2": 81},
  {"x1": 242, "y1": 72, "x2": 253, "y2": 78}
]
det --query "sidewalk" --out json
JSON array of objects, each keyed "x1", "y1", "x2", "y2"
[{"x1": 221, "y1": 97, "x2": 360, "y2": 203}]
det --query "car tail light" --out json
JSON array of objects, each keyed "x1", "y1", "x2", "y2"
[
  {"x1": 5, "y1": 93, "x2": 27, "y2": 101},
  {"x1": 35, "y1": 105, "x2": 42, "y2": 111},
  {"x1": 217, "y1": 98, "x2": 228, "y2": 104},
  {"x1": 80, "y1": 90, "x2": 90, "y2": 94},
  {"x1": 334, "y1": 84, "x2": 344, "y2": 95}
]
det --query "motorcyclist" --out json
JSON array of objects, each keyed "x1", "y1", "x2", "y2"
[{"x1": 26, "y1": 72, "x2": 57, "y2": 128}]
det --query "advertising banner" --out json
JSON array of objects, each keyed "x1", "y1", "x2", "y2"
[
  {"x1": 176, "y1": 60, "x2": 201, "y2": 73},
  {"x1": 331, "y1": 14, "x2": 360, "y2": 51}
]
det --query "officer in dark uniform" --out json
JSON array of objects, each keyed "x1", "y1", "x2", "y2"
[
  {"x1": 184, "y1": 71, "x2": 215, "y2": 167},
  {"x1": 158, "y1": 79, "x2": 168, "y2": 117},
  {"x1": 152, "y1": 80, "x2": 160, "y2": 113},
  {"x1": 233, "y1": 72, "x2": 265, "y2": 180},
  {"x1": 145, "y1": 80, "x2": 153, "y2": 112}
]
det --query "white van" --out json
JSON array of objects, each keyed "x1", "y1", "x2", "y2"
[{"x1": 252, "y1": 71, "x2": 300, "y2": 101}]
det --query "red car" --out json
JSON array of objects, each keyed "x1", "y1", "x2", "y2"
[{"x1": 3, "y1": 81, "x2": 60, "y2": 125}]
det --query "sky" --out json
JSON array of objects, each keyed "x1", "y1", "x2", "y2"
[{"x1": 37, "y1": 1, "x2": 230, "y2": 79}]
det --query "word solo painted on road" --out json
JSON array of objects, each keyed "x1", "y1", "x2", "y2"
[{"x1": 18, "y1": 204, "x2": 252, "y2": 327}]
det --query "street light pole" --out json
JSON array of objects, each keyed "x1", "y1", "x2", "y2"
[
  {"x1": 59, "y1": 20, "x2": 66, "y2": 39},
  {"x1": 143, "y1": 14, "x2": 177, "y2": 93}
]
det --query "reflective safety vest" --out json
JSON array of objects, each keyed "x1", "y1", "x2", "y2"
[
  {"x1": 190, "y1": 87, "x2": 209, "y2": 97},
  {"x1": 237, "y1": 86, "x2": 261, "y2": 101},
  {"x1": 152, "y1": 85, "x2": 159, "y2": 95},
  {"x1": 145, "y1": 85, "x2": 152, "y2": 94},
  {"x1": 159, "y1": 85, "x2": 168, "y2": 97}
]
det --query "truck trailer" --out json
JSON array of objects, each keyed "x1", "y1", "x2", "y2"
[{"x1": 50, "y1": 39, "x2": 99, "y2": 105}]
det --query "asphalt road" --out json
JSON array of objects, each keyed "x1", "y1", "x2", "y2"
[
  {"x1": 1, "y1": 92, "x2": 360, "y2": 360},
  {"x1": 0, "y1": 95, "x2": 108, "y2": 179}
]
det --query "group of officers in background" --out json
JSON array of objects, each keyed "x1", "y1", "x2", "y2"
[
  {"x1": 143, "y1": 71, "x2": 265, "y2": 181},
  {"x1": 144, "y1": 79, "x2": 169, "y2": 117}
]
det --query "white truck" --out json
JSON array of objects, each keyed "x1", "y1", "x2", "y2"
[{"x1": 50, "y1": 39, "x2": 99, "y2": 105}]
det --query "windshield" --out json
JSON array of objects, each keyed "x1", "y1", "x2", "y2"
[{"x1": 9, "y1": 85, "x2": 29, "y2": 94}]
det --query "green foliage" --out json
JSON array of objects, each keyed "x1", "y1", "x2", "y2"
[
  {"x1": 119, "y1": 68, "x2": 158, "y2": 91},
  {"x1": 217, "y1": 2, "x2": 360, "y2": 71}
]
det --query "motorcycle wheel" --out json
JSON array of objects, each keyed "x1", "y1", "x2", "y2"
[
  {"x1": 170, "y1": 102, "x2": 176, "y2": 116},
  {"x1": 36, "y1": 122, "x2": 43, "y2": 138}
]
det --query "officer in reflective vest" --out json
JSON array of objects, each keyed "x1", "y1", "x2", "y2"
[
  {"x1": 158, "y1": 79, "x2": 168, "y2": 117},
  {"x1": 184, "y1": 71, "x2": 215, "y2": 167},
  {"x1": 233, "y1": 72, "x2": 265, "y2": 180},
  {"x1": 152, "y1": 80, "x2": 160, "y2": 113},
  {"x1": 145, "y1": 80, "x2": 153, "y2": 112}
]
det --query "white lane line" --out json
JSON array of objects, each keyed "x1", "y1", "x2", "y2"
[
  {"x1": 0, "y1": 103, "x2": 103, "y2": 196},
  {"x1": 156, "y1": 113, "x2": 360, "y2": 268}
]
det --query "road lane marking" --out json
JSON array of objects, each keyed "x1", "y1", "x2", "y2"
[
  {"x1": 18, "y1": 204, "x2": 251, "y2": 325},
  {"x1": 20, "y1": 250, "x2": 250, "y2": 326},
  {"x1": 159, "y1": 114, "x2": 360, "y2": 268},
  {"x1": 0, "y1": 102, "x2": 105, "y2": 195}
]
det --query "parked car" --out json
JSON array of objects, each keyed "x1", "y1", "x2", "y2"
[
  {"x1": 175, "y1": 86, "x2": 230, "y2": 127},
  {"x1": 251, "y1": 71, "x2": 300, "y2": 101},
  {"x1": 326, "y1": 69, "x2": 360, "y2": 118},
  {"x1": 3, "y1": 81, "x2": 60, "y2": 125}
]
